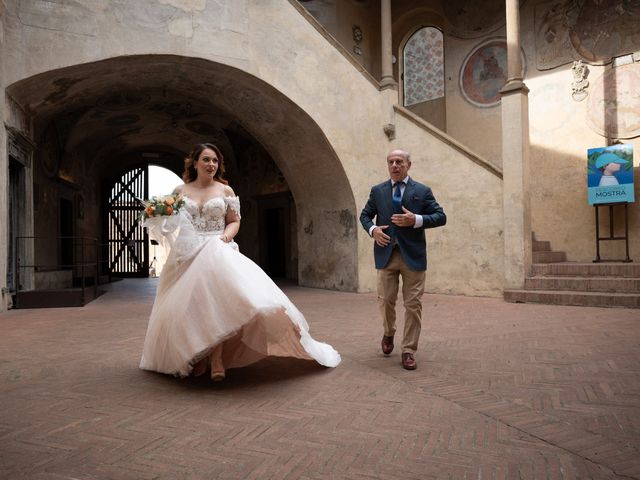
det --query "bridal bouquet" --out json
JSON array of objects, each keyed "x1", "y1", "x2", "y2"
[{"x1": 141, "y1": 193, "x2": 185, "y2": 219}]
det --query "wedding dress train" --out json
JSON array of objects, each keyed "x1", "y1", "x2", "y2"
[{"x1": 139, "y1": 195, "x2": 341, "y2": 377}]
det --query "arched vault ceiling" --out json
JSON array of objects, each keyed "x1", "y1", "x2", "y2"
[{"x1": 7, "y1": 55, "x2": 355, "y2": 209}]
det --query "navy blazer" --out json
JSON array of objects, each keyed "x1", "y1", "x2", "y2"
[{"x1": 360, "y1": 178, "x2": 446, "y2": 271}]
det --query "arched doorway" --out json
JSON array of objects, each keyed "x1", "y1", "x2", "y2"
[
  {"x1": 106, "y1": 165, "x2": 148, "y2": 277},
  {"x1": 147, "y1": 165, "x2": 182, "y2": 277},
  {"x1": 105, "y1": 164, "x2": 183, "y2": 278},
  {"x1": 6, "y1": 55, "x2": 359, "y2": 291}
]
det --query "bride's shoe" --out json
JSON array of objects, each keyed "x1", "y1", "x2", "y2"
[{"x1": 210, "y1": 343, "x2": 225, "y2": 382}]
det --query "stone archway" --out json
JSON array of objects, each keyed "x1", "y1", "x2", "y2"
[{"x1": 6, "y1": 55, "x2": 359, "y2": 291}]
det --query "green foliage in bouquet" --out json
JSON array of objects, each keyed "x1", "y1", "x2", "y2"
[{"x1": 141, "y1": 193, "x2": 185, "y2": 219}]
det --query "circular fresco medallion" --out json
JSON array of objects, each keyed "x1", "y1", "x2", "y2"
[
  {"x1": 459, "y1": 38, "x2": 526, "y2": 108},
  {"x1": 587, "y1": 63, "x2": 640, "y2": 139},
  {"x1": 529, "y1": 83, "x2": 574, "y2": 135}
]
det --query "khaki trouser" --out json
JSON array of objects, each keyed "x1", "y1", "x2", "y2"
[{"x1": 377, "y1": 247, "x2": 426, "y2": 354}]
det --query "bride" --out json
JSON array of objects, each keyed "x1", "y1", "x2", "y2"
[{"x1": 139, "y1": 143, "x2": 341, "y2": 380}]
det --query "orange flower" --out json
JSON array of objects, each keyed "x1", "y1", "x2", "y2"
[
  {"x1": 165, "y1": 196, "x2": 175, "y2": 206},
  {"x1": 166, "y1": 206, "x2": 173, "y2": 215},
  {"x1": 145, "y1": 206, "x2": 155, "y2": 217}
]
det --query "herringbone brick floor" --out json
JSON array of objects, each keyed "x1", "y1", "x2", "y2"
[{"x1": 1, "y1": 279, "x2": 639, "y2": 479}]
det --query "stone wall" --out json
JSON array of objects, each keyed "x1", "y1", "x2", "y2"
[
  {"x1": 0, "y1": 0, "x2": 511, "y2": 311},
  {"x1": 444, "y1": 34, "x2": 503, "y2": 168}
]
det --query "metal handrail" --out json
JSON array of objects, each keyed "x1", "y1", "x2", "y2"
[
  {"x1": 14, "y1": 235, "x2": 100, "y2": 306},
  {"x1": 97, "y1": 242, "x2": 112, "y2": 283}
]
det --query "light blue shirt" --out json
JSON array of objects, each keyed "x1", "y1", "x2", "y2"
[{"x1": 368, "y1": 176, "x2": 423, "y2": 236}]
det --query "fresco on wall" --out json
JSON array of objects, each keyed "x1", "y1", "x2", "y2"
[
  {"x1": 587, "y1": 144, "x2": 635, "y2": 205},
  {"x1": 529, "y1": 83, "x2": 575, "y2": 134},
  {"x1": 460, "y1": 39, "x2": 520, "y2": 108},
  {"x1": 17, "y1": 0, "x2": 97, "y2": 35},
  {"x1": 535, "y1": 0, "x2": 640, "y2": 70},
  {"x1": 587, "y1": 63, "x2": 640, "y2": 139},
  {"x1": 404, "y1": 27, "x2": 444, "y2": 106}
]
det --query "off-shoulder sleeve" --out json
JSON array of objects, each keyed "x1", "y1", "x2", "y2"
[{"x1": 224, "y1": 196, "x2": 241, "y2": 218}]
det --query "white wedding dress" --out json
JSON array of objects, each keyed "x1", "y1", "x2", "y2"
[{"x1": 139, "y1": 195, "x2": 341, "y2": 377}]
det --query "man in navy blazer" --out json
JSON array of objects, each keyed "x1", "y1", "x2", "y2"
[{"x1": 360, "y1": 149, "x2": 446, "y2": 370}]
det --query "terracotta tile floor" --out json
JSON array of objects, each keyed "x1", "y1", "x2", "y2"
[{"x1": 1, "y1": 278, "x2": 639, "y2": 479}]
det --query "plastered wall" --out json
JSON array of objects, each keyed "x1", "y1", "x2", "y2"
[
  {"x1": 1, "y1": 0, "x2": 519, "y2": 310},
  {"x1": 389, "y1": 108, "x2": 505, "y2": 296},
  {"x1": 443, "y1": 0, "x2": 640, "y2": 263}
]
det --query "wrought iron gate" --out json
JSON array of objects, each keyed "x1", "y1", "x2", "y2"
[{"x1": 107, "y1": 166, "x2": 148, "y2": 276}]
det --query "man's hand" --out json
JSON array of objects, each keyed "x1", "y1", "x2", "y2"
[
  {"x1": 372, "y1": 225, "x2": 391, "y2": 247},
  {"x1": 391, "y1": 207, "x2": 416, "y2": 227}
]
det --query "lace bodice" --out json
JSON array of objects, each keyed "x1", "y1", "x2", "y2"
[{"x1": 183, "y1": 196, "x2": 241, "y2": 234}]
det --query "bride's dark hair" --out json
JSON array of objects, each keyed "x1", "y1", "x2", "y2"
[{"x1": 182, "y1": 143, "x2": 228, "y2": 184}]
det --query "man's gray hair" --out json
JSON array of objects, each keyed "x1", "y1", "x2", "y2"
[{"x1": 388, "y1": 149, "x2": 411, "y2": 161}]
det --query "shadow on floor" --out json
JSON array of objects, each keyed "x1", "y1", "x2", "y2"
[{"x1": 143, "y1": 357, "x2": 333, "y2": 392}]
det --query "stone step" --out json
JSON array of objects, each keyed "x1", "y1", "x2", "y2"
[
  {"x1": 531, "y1": 262, "x2": 640, "y2": 277},
  {"x1": 504, "y1": 289, "x2": 640, "y2": 308},
  {"x1": 524, "y1": 276, "x2": 640, "y2": 294},
  {"x1": 532, "y1": 240, "x2": 551, "y2": 252},
  {"x1": 15, "y1": 288, "x2": 106, "y2": 308},
  {"x1": 532, "y1": 250, "x2": 567, "y2": 263}
]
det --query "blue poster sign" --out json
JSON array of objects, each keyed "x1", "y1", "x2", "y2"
[{"x1": 587, "y1": 144, "x2": 635, "y2": 205}]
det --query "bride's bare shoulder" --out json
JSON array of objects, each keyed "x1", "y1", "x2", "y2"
[
  {"x1": 223, "y1": 184, "x2": 236, "y2": 197},
  {"x1": 173, "y1": 184, "x2": 186, "y2": 195}
]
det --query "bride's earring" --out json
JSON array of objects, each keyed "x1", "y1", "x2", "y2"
[{"x1": 210, "y1": 343, "x2": 225, "y2": 381}]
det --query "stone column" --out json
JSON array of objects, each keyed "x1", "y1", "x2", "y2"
[
  {"x1": 505, "y1": 0, "x2": 523, "y2": 84},
  {"x1": 500, "y1": 0, "x2": 531, "y2": 290},
  {"x1": 0, "y1": 11, "x2": 7, "y2": 311},
  {"x1": 380, "y1": 0, "x2": 395, "y2": 89}
]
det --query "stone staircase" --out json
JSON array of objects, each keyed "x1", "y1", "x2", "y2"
[{"x1": 504, "y1": 236, "x2": 640, "y2": 308}]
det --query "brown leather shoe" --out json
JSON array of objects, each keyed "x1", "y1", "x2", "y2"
[
  {"x1": 402, "y1": 353, "x2": 417, "y2": 370},
  {"x1": 381, "y1": 335, "x2": 394, "y2": 355}
]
